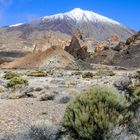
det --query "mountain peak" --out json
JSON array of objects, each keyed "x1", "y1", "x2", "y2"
[
  {"x1": 43, "y1": 8, "x2": 121, "y2": 25},
  {"x1": 68, "y1": 8, "x2": 120, "y2": 25},
  {"x1": 70, "y1": 8, "x2": 84, "y2": 13}
]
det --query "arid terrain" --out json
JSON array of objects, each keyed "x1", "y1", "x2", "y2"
[{"x1": 0, "y1": 8, "x2": 140, "y2": 140}]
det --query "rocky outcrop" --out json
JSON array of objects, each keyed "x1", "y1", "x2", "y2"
[
  {"x1": 126, "y1": 31, "x2": 140, "y2": 45},
  {"x1": 88, "y1": 32, "x2": 140, "y2": 68},
  {"x1": 65, "y1": 36, "x2": 89, "y2": 61},
  {"x1": 113, "y1": 41, "x2": 126, "y2": 51}
]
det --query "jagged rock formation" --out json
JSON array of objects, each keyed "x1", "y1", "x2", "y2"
[
  {"x1": 115, "y1": 33, "x2": 140, "y2": 68},
  {"x1": 65, "y1": 36, "x2": 89, "y2": 61},
  {"x1": 88, "y1": 32, "x2": 140, "y2": 68}
]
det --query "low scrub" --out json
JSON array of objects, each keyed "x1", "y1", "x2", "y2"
[
  {"x1": 63, "y1": 85, "x2": 131, "y2": 140},
  {"x1": 95, "y1": 70, "x2": 115, "y2": 76},
  {"x1": 27, "y1": 120, "x2": 61, "y2": 140},
  {"x1": 133, "y1": 86, "x2": 140, "y2": 104},
  {"x1": 72, "y1": 71, "x2": 83, "y2": 76},
  {"x1": 82, "y1": 72, "x2": 93, "y2": 78},
  {"x1": 7, "y1": 77, "x2": 28, "y2": 88},
  {"x1": 26, "y1": 69, "x2": 47, "y2": 77},
  {"x1": 133, "y1": 69, "x2": 140, "y2": 79},
  {"x1": 4, "y1": 71, "x2": 18, "y2": 80}
]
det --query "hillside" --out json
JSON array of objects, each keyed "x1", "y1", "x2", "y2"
[{"x1": 0, "y1": 46, "x2": 78, "y2": 69}]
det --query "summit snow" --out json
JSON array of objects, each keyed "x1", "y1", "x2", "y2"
[
  {"x1": 43, "y1": 8, "x2": 121, "y2": 25},
  {"x1": 4, "y1": 8, "x2": 135, "y2": 42}
]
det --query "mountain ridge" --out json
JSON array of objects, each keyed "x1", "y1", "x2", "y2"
[
  {"x1": 5, "y1": 8, "x2": 135, "y2": 41},
  {"x1": 0, "y1": 8, "x2": 135, "y2": 64}
]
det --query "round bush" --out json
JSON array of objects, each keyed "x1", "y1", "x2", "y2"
[{"x1": 63, "y1": 85, "x2": 130, "y2": 140}]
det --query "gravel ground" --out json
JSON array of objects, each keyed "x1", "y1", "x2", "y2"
[
  {"x1": 0, "y1": 98, "x2": 66, "y2": 136},
  {"x1": 0, "y1": 69, "x2": 135, "y2": 137}
]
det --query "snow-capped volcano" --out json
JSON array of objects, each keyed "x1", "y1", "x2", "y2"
[
  {"x1": 43, "y1": 8, "x2": 120, "y2": 25},
  {"x1": 0, "y1": 8, "x2": 135, "y2": 53}
]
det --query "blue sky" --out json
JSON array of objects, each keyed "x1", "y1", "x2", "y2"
[{"x1": 0, "y1": 0, "x2": 139, "y2": 30}]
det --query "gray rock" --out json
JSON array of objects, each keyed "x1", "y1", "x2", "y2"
[
  {"x1": 55, "y1": 94, "x2": 73, "y2": 104},
  {"x1": 38, "y1": 92, "x2": 55, "y2": 101},
  {"x1": 113, "y1": 75, "x2": 132, "y2": 91},
  {"x1": 22, "y1": 87, "x2": 34, "y2": 94},
  {"x1": 8, "y1": 92, "x2": 26, "y2": 99},
  {"x1": 50, "y1": 79, "x2": 64, "y2": 85},
  {"x1": 0, "y1": 79, "x2": 6, "y2": 86}
]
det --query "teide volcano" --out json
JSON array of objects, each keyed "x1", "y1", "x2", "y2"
[
  {"x1": 41, "y1": 8, "x2": 134, "y2": 40},
  {"x1": 0, "y1": 8, "x2": 135, "y2": 52}
]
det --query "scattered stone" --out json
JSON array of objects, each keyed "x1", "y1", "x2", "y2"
[
  {"x1": 38, "y1": 92, "x2": 55, "y2": 101},
  {"x1": 34, "y1": 87, "x2": 43, "y2": 92},
  {"x1": 113, "y1": 74, "x2": 132, "y2": 91},
  {"x1": 0, "y1": 85, "x2": 5, "y2": 93},
  {"x1": 8, "y1": 92, "x2": 26, "y2": 99},
  {"x1": 55, "y1": 94, "x2": 73, "y2": 104}
]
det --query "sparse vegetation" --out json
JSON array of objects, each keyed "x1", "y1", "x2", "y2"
[
  {"x1": 133, "y1": 86, "x2": 140, "y2": 104},
  {"x1": 4, "y1": 71, "x2": 18, "y2": 80},
  {"x1": 82, "y1": 72, "x2": 93, "y2": 78},
  {"x1": 63, "y1": 85, "x2": 131, "y2": 140},
  {"x1": 133, "y1": 69, "x2": 140, "y2": 79},
  {"x1": 95, "y1": 70, "x2": 115, "y2": 76},
  {"x1": 7, "y1": 77, "x2": 28, "y2": 88},
  {"x1": 72, "y1": 71, "x2": 82, "y2": 76},
  {"x1": 26, "y1": 69, "x2": 47, "y2": 77},
  {"x1": 27, "y1": 120, "x2": 61, "y2": 140}
]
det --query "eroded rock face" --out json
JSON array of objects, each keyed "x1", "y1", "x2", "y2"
[
  {"x1": 126, "y1": 31, "x2": 140, "y2": 46},
  {"x1": 113, "y1": 41, "x2": 126, "y2": 51},
  {"x1": 65, "y1": 36, "x2": 89, "y2": 61},
  {"x1": 88, "y1": 32, "x2": 140, "y2": 68}
]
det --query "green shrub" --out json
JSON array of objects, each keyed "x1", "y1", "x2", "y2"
[
  {"x1": 95, "y1": 70, "x2": 115, "y2": 77},
  {"x1": 4, "y1": 71, "x2": 18, "y2": 80},
  {"x1": 7, "y1": 77, "x2": 28, "y2": 88},
  {"x1": 133, "y1": 70, "x2": 140, "y2": 79},
  {"x1": 82, "y1": 72, "x2": 93, "y2": 78},
  {"x1": 63, "y1": 85, "x2": 130, "y2": 140},
  {"x1": 133, "y1": 87, "x2": 140, "y2": 104},
  {"x1": 27, "y1": 69, "x2": 47, "y2": 77},
  {"x1": 72, "y1": 71, "x2": 82, "y2": 76}
]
